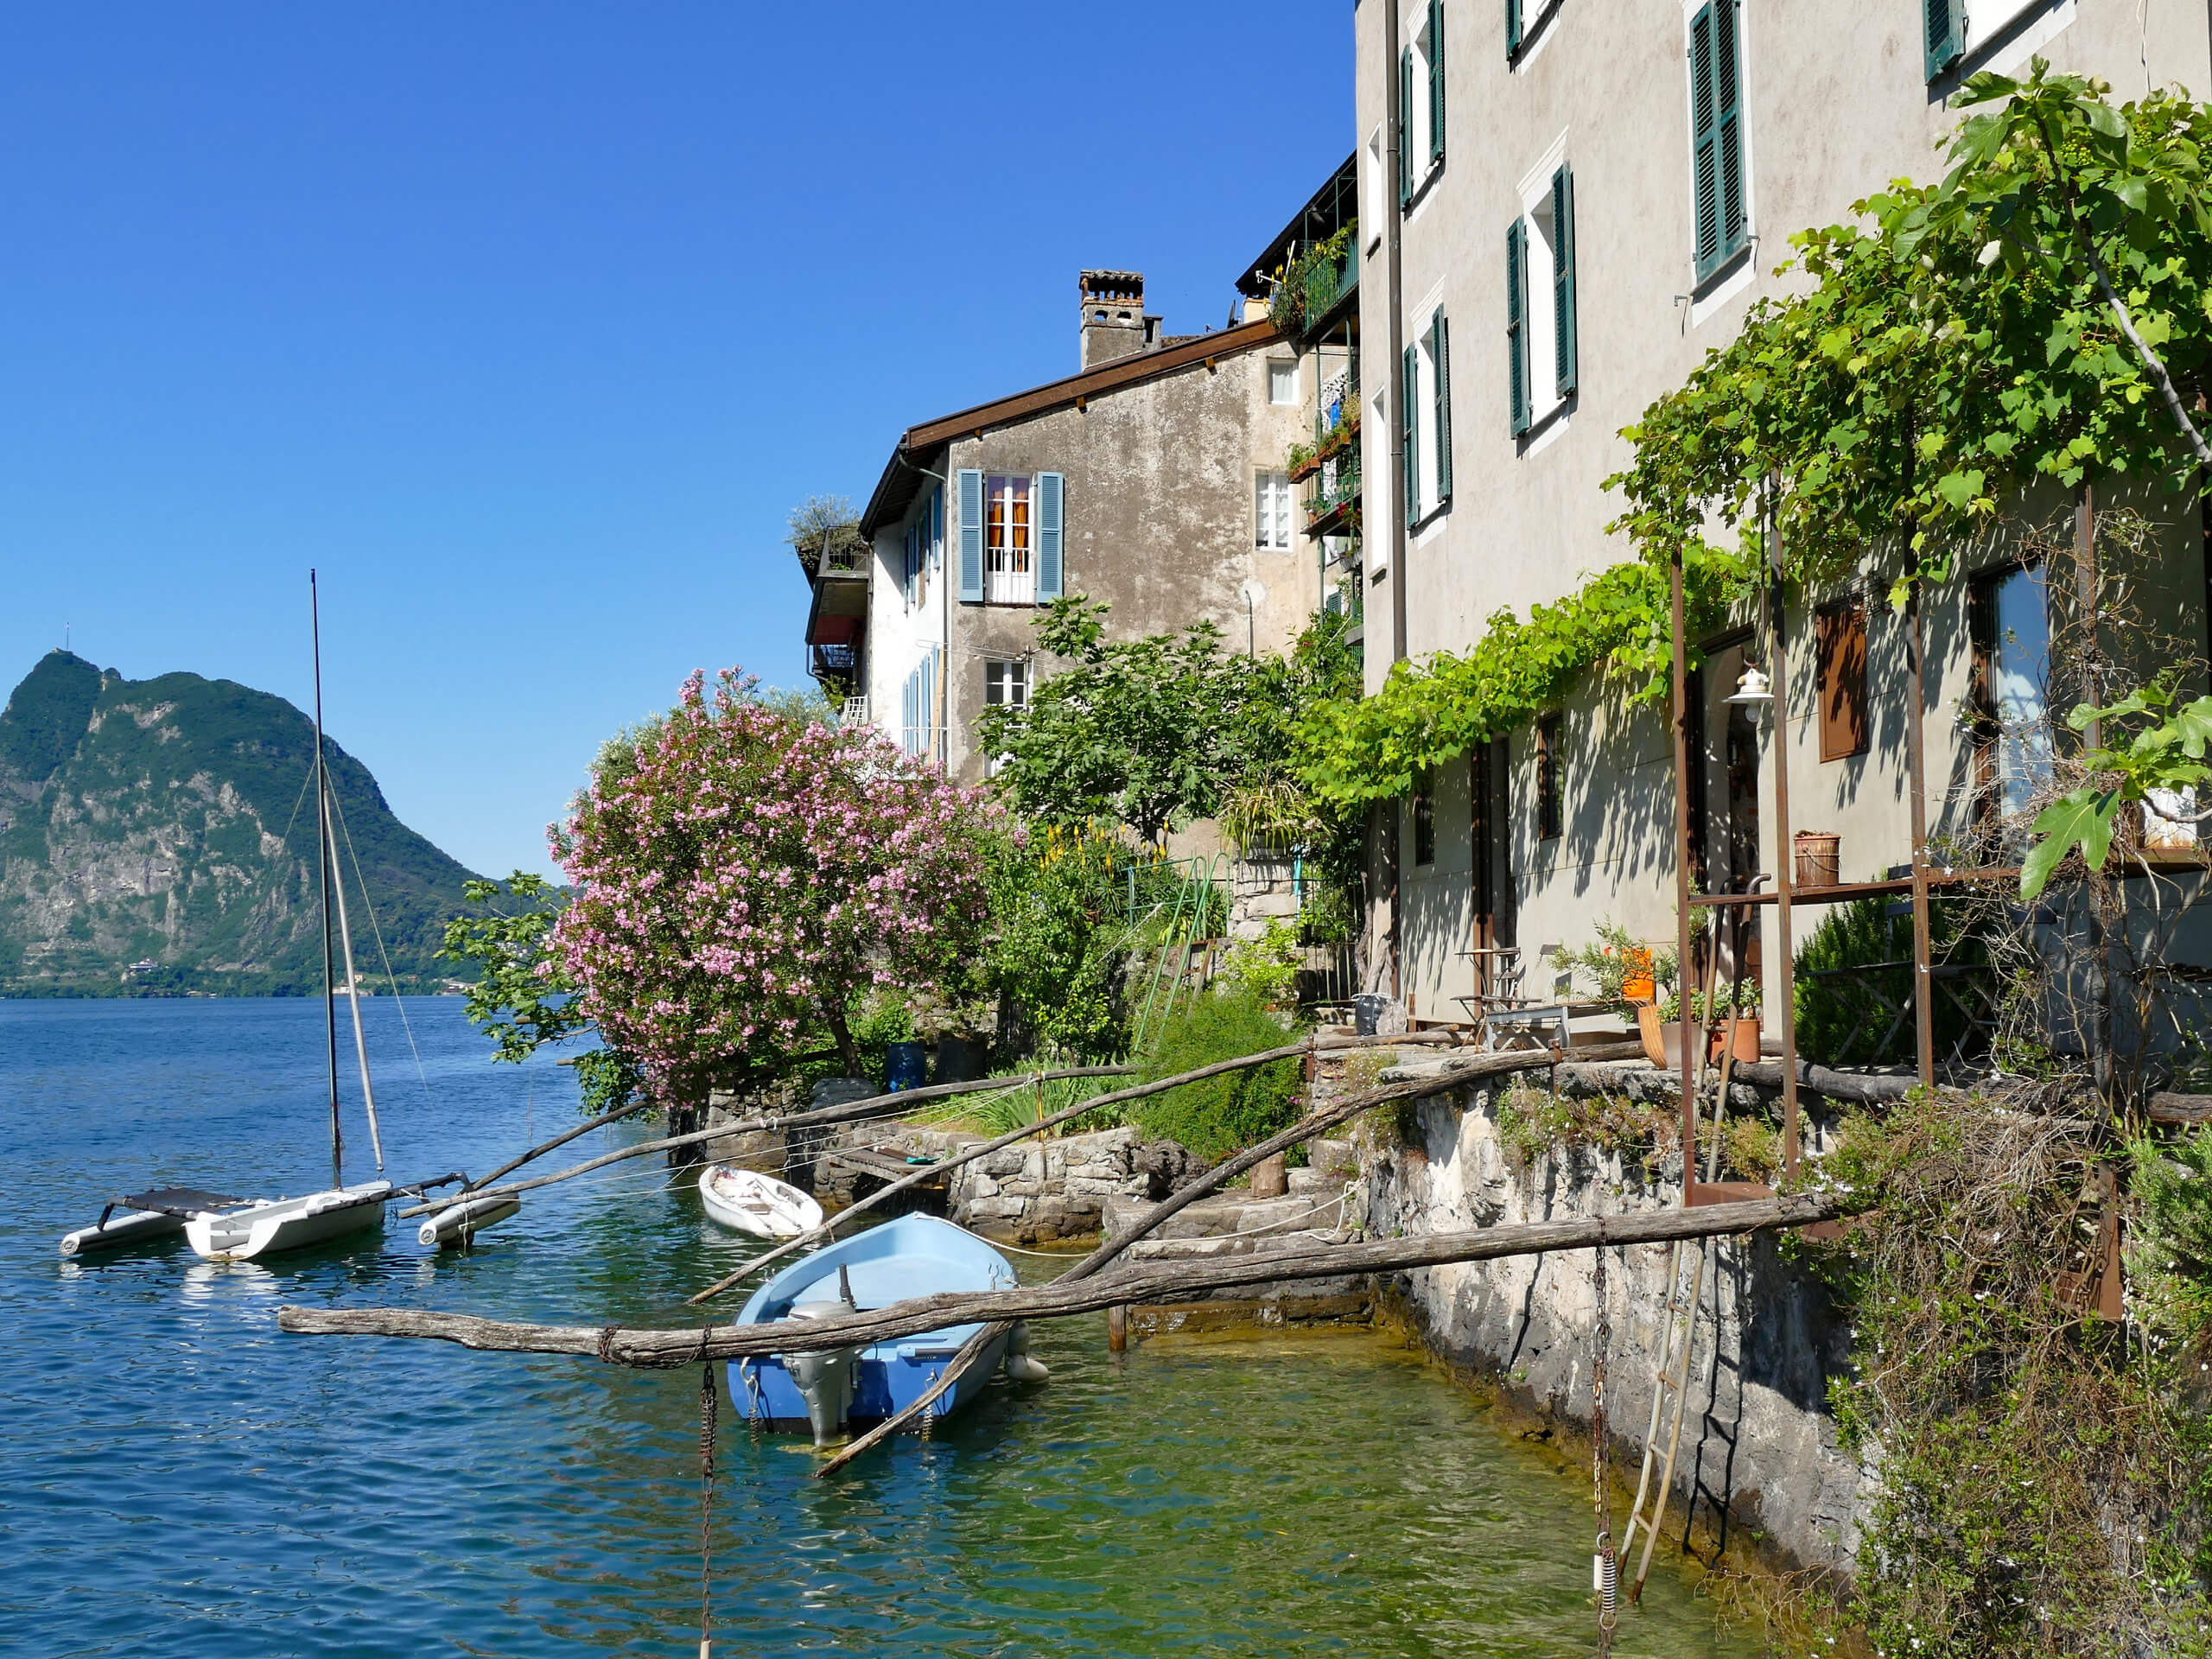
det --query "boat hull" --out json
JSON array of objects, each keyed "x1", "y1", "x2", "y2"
[
  {"x1": 729, "y1": 1213, "x2": 1017, "y2": 1437},
  {"x1": 59, "y1": 1209, "x2": 188, "y2": 1257},
  {"x1": 183, "y1": 1182, "x2": 391, "y2": 1261},
  {"x1": 698, "y1": 1165, "x2": 824, "y2": 1239}
]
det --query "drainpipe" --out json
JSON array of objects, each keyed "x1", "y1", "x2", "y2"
[{"x1": 1382, "y1": 0, "x2": 1408, "y2": 1000}]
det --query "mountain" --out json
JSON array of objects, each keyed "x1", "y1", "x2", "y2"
[{"x1": 0, "y1": 650, "x2": 484, "y2": 996}]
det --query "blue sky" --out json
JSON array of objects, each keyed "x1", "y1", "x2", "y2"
[{"x1": 0, "y1": 3, "x2": 1352, "y2": 879}]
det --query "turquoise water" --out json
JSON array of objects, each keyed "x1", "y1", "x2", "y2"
[{"x1": 0, "y1": 998, "x2": 1757, "y2": 1656}]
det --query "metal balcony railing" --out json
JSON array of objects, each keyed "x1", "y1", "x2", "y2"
[{"x1": 1296, "y1": 244, "x2": 1357, "y2": 339}]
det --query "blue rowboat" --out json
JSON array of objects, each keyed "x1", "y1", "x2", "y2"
[{"x1": 729, "y1": 1214, "x2": 1020, "y2": 1443}]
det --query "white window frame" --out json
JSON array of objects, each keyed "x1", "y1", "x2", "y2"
[
  {"x1": 1963, "y1": 0, "x2": 2050, "y2": 53},
  {"x1": 1511, "y1": 134, "x2": 1573, "y2": 435},
  {"x1": 1266, "y1": 359, "x2": 1298, "y2": 406},
  {"x1": 1363, "y1": 124, "x2": 1385, "y2": 251},
  {"x1": 1255, "y1": 470, "x2": 1294, "y2": 551},
  {"x1": 983, "y1": 474, "x2": 1035, "y2": 606},
  {"x1": 1681, "y1": 0, "x2": 1757, "y2": 320}
]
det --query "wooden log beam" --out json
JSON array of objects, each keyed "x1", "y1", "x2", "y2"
[
  {"x1": 2151, "y1": 1092, "x2": 2212, "y2": 1126},
  {"x1": 1728, "y1": 1059, "x2": 1926, "y2": 1104},
  {"x1": 278, "y1": 1192, "x2": 1839, "y2": 1366},
  {"x1": 805, "y1": 1039, "x2": 1646, "y2": 1476},
  {"x1": 681, "y1": 1030, "x2": 1479, "y2": 1304},
  {"x1": 460, "y1": 1097, "x2": 652, "y2": 1195},
  {"x1": 396, "y1": 1064, "x2": 1137, "y2": 1219}
]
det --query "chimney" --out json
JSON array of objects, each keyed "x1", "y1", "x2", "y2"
[{"x1": 1078, "y1": 270, "x2": 1149, "y2": 370}]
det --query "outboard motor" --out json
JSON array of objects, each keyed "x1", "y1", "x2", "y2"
[{"x1": 782, "y1": 1300, "x2": 860, "y2": 1446}]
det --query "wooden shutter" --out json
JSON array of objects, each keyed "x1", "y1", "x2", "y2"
[
  {"x1": 1402, "y1": 341, "x2": 1421, "y2": 526},
  {"x1": 1506, "y1": 0, "x2": 1522, "y2": 56},
  {"x1": 1397, "y1": 48, "x2": 1414, "y2": 207},
  {"x1": 1817, "y1": 599, "x2": 1870, "y2": 760},
  {"x1": 1924, "y1": 0, "x2": 1962, "y2": 80},
  {"x1": 1691, "y1": 0, "x2": 1746, "y2": 282},
  {"x1": 1505, "y1": 219, "x2": 1529, "y2": 436},
  {"x1": 1552, "y1": 163, "x2": 1578, "y2": 398},
  {"x1": 1427, "y1": 0, "x2": 1446, "y2": 166},
  {"x1": 957, "y1": 468, "x2": 984, "y2": 601},
  {"x1": 1432, "y1": 312, "x2": 1452, "y2": 505},
  {"x1": 1035, "y1": 472, "x2": 1064, "y2": 601}
]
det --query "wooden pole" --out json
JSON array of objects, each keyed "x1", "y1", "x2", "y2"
[
  {"x1": 681, "y1": 1033, "x2": 1469, "y2": 1304},
  {"x1": 1669, "y1": 549, "x2": 1701, "y2": 1193},
  {"x1": 461, "y1": 1097, "x2": 653, "y2": 1195},
  {"x1": 1766, "y1": 486, "x2": 1802, "y2": 1179},
  {"x1": 804, "y1": 1039, "x2": 1645, "y2": 1477},
  {"x1": 1908, "y1": 581, "x2": 1936, "y2": 1088},
  {"x1": 396, "y1": 1065, "x2": 1140, "y2": 1219},
  {"x1": 277, "y1": 1193, "x2": 1840, "y2": 1364}
]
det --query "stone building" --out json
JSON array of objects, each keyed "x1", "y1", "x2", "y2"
[
  {"x1": 832, "y1": 270, "x2": 1319, "y2": 783},
  {"x1": 1351, "y1": 0, "x2": 2212, "y2": 1024}
]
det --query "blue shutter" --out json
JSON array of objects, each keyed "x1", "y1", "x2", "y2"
[
  {"x1": 1507, "y1": 0, "x2": 1522, "y2": 56},
  {"x1": 1402, "y1": 341, "x2": 1421, "y2": 528},
  {"x1": 957, "y1": 468, "x2": 984, "y2": 602},
  {"x1": 1427, "y1": 0, "x2": 1446, "y2": 166},
  {"x1": 1553, "y1": 163, "x2": 1578, "y2": 399},
  {"x1": 1924, "y1": 0, "x2": 1962, "y2": 80},
  {"x1": 1036, "y1": 472, "x2": 1064, "y2": 601},
  {"x1": 1506, "y1": 219, "x2": 1529, "y2": 436},
  {"x1": 1397, "y1": 48, "x2": 1414, "y2": 207}
]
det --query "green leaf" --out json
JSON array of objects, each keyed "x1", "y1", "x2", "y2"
[{"x1": 2020, "y1": 789, "x2": 2120, "y2": 900}]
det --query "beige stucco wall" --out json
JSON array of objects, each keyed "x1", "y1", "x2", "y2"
[{"x1": 1356, "y1": 0, "x2": 2211, "y2": 1017}]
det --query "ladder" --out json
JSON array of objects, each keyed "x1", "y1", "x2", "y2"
[{"x1": 1617, "y1": 1231, "x2": 1710, "y2": 1602}]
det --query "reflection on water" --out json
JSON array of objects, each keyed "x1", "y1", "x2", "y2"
[{"x1": 0, "y1": 999, "x2": 1756, "y2": 1656}]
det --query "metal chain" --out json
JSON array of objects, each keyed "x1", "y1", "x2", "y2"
[
  {"x1": 1592, "y1": 1236, "x2": 1618, "y2": 1650},
  {"x1": 698, "y1": 1354, "x2": 717, "y2": 1658}
]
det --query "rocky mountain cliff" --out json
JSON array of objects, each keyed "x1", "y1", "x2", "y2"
[{"x1": 0, "y1": 650, "x2": 482, "y2": 995}]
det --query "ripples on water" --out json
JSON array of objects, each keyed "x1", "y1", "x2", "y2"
[{"x1": 0, "y1": 999, "x2": 1756, "y2": 1656}]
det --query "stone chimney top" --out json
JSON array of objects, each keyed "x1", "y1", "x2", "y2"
[{"x1": 1079, "y1": 270, "x2": 1156, "y2": 370}]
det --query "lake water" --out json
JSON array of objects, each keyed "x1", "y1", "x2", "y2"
[{"x1": 0, "y1": 997, "x2": 1758, "y2": 1657}]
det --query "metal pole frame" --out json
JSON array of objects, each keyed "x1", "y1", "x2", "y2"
[
  {"x1": 1670, "y1": 550, "x2": 1700, "y2": 1194},
  {"x1": 1766, "y1": 481, "x2": 1802, "y2": 1179}
]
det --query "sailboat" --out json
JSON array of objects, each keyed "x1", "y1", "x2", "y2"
[{"x1": 178, "y1": 572, "x2": 392, "y2": 1260}]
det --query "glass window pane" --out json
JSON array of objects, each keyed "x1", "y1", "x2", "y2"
[{"x1": 1991, "y1": 567, "x2": 2052, "y2": 821}]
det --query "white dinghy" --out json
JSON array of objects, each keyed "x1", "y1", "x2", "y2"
[
  {"x1": 699, "y1": 1165, "x2": 824, "y2": 1240},
  {"x1": 185, "y1": 1182, "x2": 393, "y2": 1260}
]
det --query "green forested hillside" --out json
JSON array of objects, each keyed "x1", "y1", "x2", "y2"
[{"x1": 0, "y1": 651, "x2": 483, "y2": 995}]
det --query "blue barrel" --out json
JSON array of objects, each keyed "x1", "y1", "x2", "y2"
[{"x1": 885, "y1": 1041, "x2": 928, "y2": 1093}]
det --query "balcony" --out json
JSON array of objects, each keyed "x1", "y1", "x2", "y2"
[
  {"x1": 1271, "y1": 226, "x2": 1358, "y2": 343},
  {"x1": 1305, "y1": 450, "x2": 1361, "y2": 539}
]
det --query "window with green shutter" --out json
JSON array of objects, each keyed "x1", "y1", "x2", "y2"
[
  {"x1": 1402, "y1": 341, "x2": 1421, "y2": 527},
  {"x1": 1551, "y1": 163, "x2": 1577, "y2": 398},
  {"x1": 1688, "y1": 0, "x2": 1747, "y2": 284},
  {"x1": 1427, "y1": 0, "x2": 1446, "y2": 166},
  {"x1": 1505, "y1": 220, "x2": 1529, "y2": 437},
  {"x1": 1397, "y1": 48, "x2": 1414, "y2": 208},
  {"x1": 1430, "y1": 312, "x2": 1452, "y2": 507},
  {"x1": 1506, "y1": 0, "x2": 1522, "y2": 55},
  {"x1": 1924, "y1": 0, "x2": 1962, "y2": 79},
  {"x1": 1035, "y1": 472, "x2": 1064, "y2": 601}
]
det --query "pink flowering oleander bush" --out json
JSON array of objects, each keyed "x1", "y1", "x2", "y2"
[{"x1": 549, "y1": 668, "x2": 994, "y2": 1098}]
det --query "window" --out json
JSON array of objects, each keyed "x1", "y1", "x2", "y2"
[
  {"x1": 1508, "y1": 0, "x2": 1567, "y2": 60},
  {"x1": 1413, "y1": 770, "x2": 1436, "y2": 866},
  {"x1": 1925, "y1": 0, "x2": 2049, "y2": 79},
  {"x1": 1535, "y1": 714, "x2": 1563, "y2": 841},
  {"x1": 1971, "y1": 564, "x2": 2052, "y2": 824},
  {"x1": 1397, "y1": 0, "x2": 1445, "y2": 209},
  {"x1": 899, "y1": 651, "x2": 938, "y2": 760},
  {"x1": 902, "y1": 487, "x2": 940, "y2": 609},
  {"x1": 1267, "y1": 359, "x2": 1298, "y2": 405},
  {"x1": 957, "y1": 470, "x2": 1062, "y2": 606},
  {"x1": 1403, "y1": 308, "x2": 1452, "y2": 524},
  {"x1": 1507, "y1": 162, "x2": 1577, "y2": 436},
  {"x1": 985, "y1": 657, "x2": 1028, "y2": 709},
  {"x1": 1815, "y1": 596, "x2": 1869, "y2": 761},
  {"x1": 1364, "y1": 125, "x2": 1385, "y2": 246},
  {"x1": 1255, "y1": 471, "x2": 1294, "y2": 550},
  {"x1": 1688, "y1": 0, "x2": 1748, "y2": 284}
]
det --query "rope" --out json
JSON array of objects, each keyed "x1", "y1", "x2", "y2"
[
  {"x1": 698, "y1": 1343, "x2": 717, "y2": 1659},
  {"x1": 327, "y1": 788, "x2": 434, "y2": 1107},
  {"x1": 1592, "y1": 1229, "x2": 1618, "y2": 1649}
]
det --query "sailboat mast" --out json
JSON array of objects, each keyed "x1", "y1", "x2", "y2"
[
  {"x1": 312, "y1": 571, "x2": 342, "y2": 1190},
  {"x1": 321, "y1": 782, "x2": 385, "y2": 1170}
]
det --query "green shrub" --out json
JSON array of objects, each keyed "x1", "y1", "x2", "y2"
[
  {"x1": 1219, "y1": 918, "x2": 1302, "y2": 1009},
  {"x1": 1133, "y1": 985, "x2": 1305, "y2": 1163}
]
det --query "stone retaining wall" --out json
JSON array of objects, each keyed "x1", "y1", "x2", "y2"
[{"x1": 1333, "y1": 1049, "x2": 1869, "y2": 1575}]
